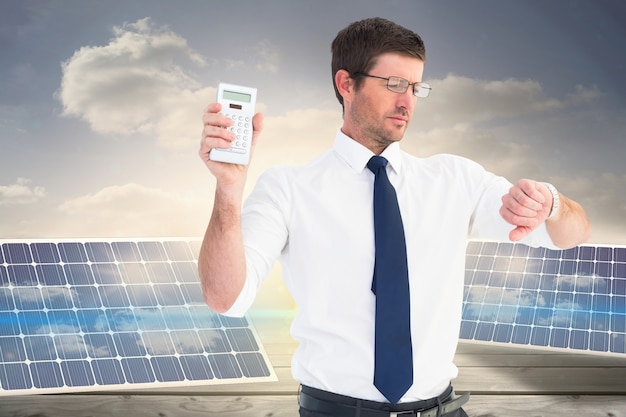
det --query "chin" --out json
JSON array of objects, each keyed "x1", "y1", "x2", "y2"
[{"x1": 390, "y1": 128, "x2": 407, "y2": 142}]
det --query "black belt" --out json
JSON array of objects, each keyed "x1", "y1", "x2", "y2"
[{"x1": 299, "y1": 385, "x2": 470, "y2": 417}]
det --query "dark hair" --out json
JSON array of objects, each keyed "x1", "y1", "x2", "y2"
[{"x1": 331, "y1": 17, "x2": 426, "y2": 107}]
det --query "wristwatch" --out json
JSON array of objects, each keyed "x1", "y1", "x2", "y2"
[{"x1": 542, "y1": 182, "x2": 560, "y2": 219}]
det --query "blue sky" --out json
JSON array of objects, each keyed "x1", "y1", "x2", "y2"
[{"x1": 1, "y1": 0, "x2": 625, "y2": 244}]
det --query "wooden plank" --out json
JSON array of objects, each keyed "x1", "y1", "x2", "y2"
[
  {"x1": 1, "y1": 394, "x2": 625, "y2": 417},
  {"x1": 456, "y1": 340, "x2": 626, "y2": 363},
  {"x1": 248, "y1": 310, "x2": 295, "y2": 344},
  {"x1": 261, "y1": 338, "x2": 626, "y2": 369},
  {"x1": 455, "y1": 367, "x2": 626, "y2": 394},
  {"x1": 454, "y1": 352, "x2": 626, "y2": 367},
  {"x1": 465, "y1": 395, "x2": 626, "y2": 417},
  {"x1": 119, "y1": 363, "x2": 626, "y2": 396},
  {"x1": 261, "y1": 342, "x2": 296, "y2": 367},
  {"x1": 0, "y1": 395, "x2": 298, "y2": 417}
]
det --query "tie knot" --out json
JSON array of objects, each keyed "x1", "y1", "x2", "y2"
[{"x1": 367, "y1": 155, "x2": 388, "y2": 174}]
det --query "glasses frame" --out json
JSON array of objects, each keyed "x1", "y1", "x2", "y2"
[{"x1": 354, "y1": 72, "x2": 431, "y2": 98}]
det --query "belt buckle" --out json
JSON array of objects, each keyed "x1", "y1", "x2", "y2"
[{"x1": 390, "y1": 412, "x2": 418, "y2": 417}]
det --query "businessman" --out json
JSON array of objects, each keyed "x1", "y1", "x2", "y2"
[{"x1": 198, "y1": 17, "x2": 590, "y2": 417}]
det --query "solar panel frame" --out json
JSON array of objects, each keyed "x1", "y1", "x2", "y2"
[
  {"x1": 460, "y1": 240, "x2": 626, "y2": 357},
  {"x1": 0, "y1": 238, "x2": 276, "y2": 396}
]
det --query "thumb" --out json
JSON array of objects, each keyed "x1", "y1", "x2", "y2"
[
  {"x1": 509, "y1": 225, "x2": 532, "y2": 242},
  {"x1": 251, "y1": 112, "x2": 264, "y2": 142}
]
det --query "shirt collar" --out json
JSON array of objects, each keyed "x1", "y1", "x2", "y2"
[{"x1": 333, "y1": 130, "x2": 403, "y2": 175}]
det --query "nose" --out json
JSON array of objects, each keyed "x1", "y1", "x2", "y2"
[{"x1": 396, "y1": 88, "x2": 416, "y2": 113}]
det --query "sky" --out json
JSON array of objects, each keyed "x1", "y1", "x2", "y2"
[{"x1": 1, "y1": 0, "x2": 625, "y2": 247}]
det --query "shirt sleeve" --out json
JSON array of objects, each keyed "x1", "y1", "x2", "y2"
[{"x1": 222, "y1": 167, "x2": 291, "y2": 317}]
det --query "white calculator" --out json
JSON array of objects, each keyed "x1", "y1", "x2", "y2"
[{"x1": 209, "y1": 83, "x2": 257, "y2": 165}]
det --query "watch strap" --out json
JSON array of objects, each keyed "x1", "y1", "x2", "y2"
[{"x1": 542, "y1": 182, "x2": 560, "y2": 219}]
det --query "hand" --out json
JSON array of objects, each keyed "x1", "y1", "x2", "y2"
[
  {"x1": 500, "y1": 179, "x2": 553, "y2": 242},
  {"x1": 199, "y1": 102, "x2": 264, "y2": 183}
]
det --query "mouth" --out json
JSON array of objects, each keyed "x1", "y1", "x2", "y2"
[
  {"x1": 390, "y1": 115, "x2": 409, "y2": 123},
  {"x1": 389, "y1": 110, "x2": 409, "y2": 123}
]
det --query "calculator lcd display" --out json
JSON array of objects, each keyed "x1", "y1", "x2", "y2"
[{"x1": 223, "y1": 90, "x2": 251, "y2": 103}]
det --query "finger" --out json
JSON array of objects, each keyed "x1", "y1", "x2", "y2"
[
  {"x1": 537, "y1": 183, "x2": 555, "y2": 217},
  {"x1": 202, "y1": 123, "x2": 236, "y2": 144},
  {"x1": 198, "y1": 145, "x2": 211, "y2": 164},
  {"x1": 500, "y1": 205, "x2": 541, "y2": 228},
  {"x1": 201, "y1": 105, "x2": 237, "y2": 151},
  {"x1": 202, "y1": 112, "x2": 234, "y2": 131},
  {"x1": 501, "y1": 193, "x2": 539, "y2": 218},
  {"x1": 514, "y1": 179, "x2": 545, "y2": 210},
  {"x1": 252, "y1": 112, "x2": 264, "y2": 133},
  {"x1": 250, "y1": 112, "x2": 264, "y2": 147},
  {"x1": 509, "y1": 225, "x2": 532, "y2": 242},
  {"x1": 204, "y1": 102, "x2": 222, "y2": 114}
]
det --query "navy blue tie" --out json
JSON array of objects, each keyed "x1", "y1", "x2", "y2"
[{"x1": 367, "y1": 155, "x2": 413, "y2": 404}]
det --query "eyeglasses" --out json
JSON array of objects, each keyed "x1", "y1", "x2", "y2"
[{"x1": 354, "y1": 72, "x2": 431, "y2": 98}]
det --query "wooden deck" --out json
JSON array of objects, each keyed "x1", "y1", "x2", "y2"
[{"x1": 1, "y1": 309, "x2": 625, "y2": 416}]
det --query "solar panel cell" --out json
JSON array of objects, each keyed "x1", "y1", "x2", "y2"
[
  {"x1": 31, "y1": 361, "x2": 63, "y2": 389},
  {"x1": 92, "y1": 358, "x2": 125, "y2": 385},
  {"x1": 3, "y1": 243, "x2": 32, "y2": 264},
  {"x1": 31, "y1": 243, "x2": 60, "y2": 263},
  {"x1": 37, "y1": 264, "x2": 66, "y2": 286},
  {"x1": 111, "y1": 242, "x2": 142, "y2": 262},
  {"x1": 238, "y1": 352, "x2": 271, "y2": 377},
  {"x1": 58, "y1": 242, "x2": 89, "y2": 263},
  {"x1": 208, "y1": 354, "x2": 242, "y2": 379},
  {"x1": 84, "y1": 242, "x2": 116, "y2": 262}
]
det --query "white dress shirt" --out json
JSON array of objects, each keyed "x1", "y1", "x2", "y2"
[{"x1": 225, "y1": 130, "x2": 557, "y2": 402}]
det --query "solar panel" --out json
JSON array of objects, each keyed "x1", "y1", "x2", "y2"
[
  {"x1": 461, "y1": 240, "x2": 626, "y2": 356},
  {"x1": 0, "y1": 238, "x2": 276, "y2": 396}
]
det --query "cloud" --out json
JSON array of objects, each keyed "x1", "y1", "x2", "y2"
[
  {"x1": 0, "y1": 178, "x2": 46, "y2": 205},
  {"x1": 547, "y1": 172, "x2": 626, "y2": 244},
  {"x1": 403, "y1": 123, "x2": 540, "y2": 180},
  {"x1": 568, "y1": 84, "x2": 604, "y2": 104},
  {"x1": 153, "y1": 87, "x2": 215, "y2": 149},
  {"x1": 260, "y1": 108, "x2": 340, "y2": 156},
  {"x1": 54, "y1": 334, "x2": 87, "y2": 358},
  {"x1": 396, "y1": 75, "x2": 624, "y2": 245},
  {"x1": 57, "y1": 18, "x2": 286, "y2": 151},
  {"x1": 55, "y1": 183, "x2": 206, "y2": 237},
  {"x1": 58, "y1": 17, "x2": 210, "y2": 149},
  {"x1": 417, "y1": 74, "x2": 566, "y2": 131},
  {"x1": 391, "y1": 74, "x2": 605, "y2": 180},
  {"x1": 253, "y1": 40, "x2": 281, "y2": 74}
]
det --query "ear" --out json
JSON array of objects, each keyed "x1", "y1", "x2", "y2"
[{"x1": 335, "y1": 69, "x2": 353, "y2": 103}]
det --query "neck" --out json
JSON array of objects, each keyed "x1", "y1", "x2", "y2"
[{"x1": 340, "y1": 127, "x2": 393, "y2": 155}]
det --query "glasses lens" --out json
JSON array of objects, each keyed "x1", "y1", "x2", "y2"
[
  {"x1": 414, "y1": 83, "x2": 431, "y2": 98},
  {"x1": 387, "y1": 77, "x2": 408, "y2": 93}
]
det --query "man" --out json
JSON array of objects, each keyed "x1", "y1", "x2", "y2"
[{"x1": 198, "y1": 17, "x2": 590, "y2": 417}]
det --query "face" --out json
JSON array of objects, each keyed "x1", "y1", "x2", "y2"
[{"x1": 342, "y1": 53, "x2": 425, "y2": 154}]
